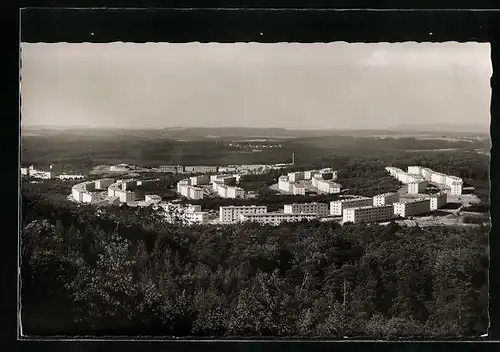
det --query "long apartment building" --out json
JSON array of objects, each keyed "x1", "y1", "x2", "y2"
[
  {"x1": 406, "y1": 166, "x2": 463, "y2": 195},
  {"x1": 330, "y1": 197, "x2": 373, "y2": 216},
  {"x1": 284, "y1": 202, "x2": 329, "y2": 217},
  {"x1": 240, "y1": 212, "x2": 318, "y2": 226},
  {"x1": 393, "y1": 198, "x2": 431, "y2": 218},
  {"x1": 373, "y1": 192, "x2": 399, "y2": 206},
  {"x1": 314, "y1": 178, "x2": 342, "y2": 194},
  {"x1": 219, "y1": 205, "x2": 268, "y2": 224},
  {"x1": 214, "y1": 182, "x2": 245, "y2": 199},
  {"x1": 184, "y1": 165, "x2": 219, "y2": 173},
  {"x1": 343, "y1": 204, "x2": 395, "y2": 224}
]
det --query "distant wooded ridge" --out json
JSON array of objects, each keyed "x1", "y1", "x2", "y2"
[{"x1": 22, "y1": 125, "x2": 490, "y2": 138}]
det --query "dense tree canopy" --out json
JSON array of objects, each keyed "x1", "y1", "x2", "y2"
[{"x1": 21, "y1": 194, "x2": 489, "y2": 338}]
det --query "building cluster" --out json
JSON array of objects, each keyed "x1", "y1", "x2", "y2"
[
  {"x1": 335, "y1": 191, "x2": 448, "y2": 224},
  {"x1": 159, "y1": 159, "x2": 294, "y2": 176},
  {"x1": 71, "y1": 178, "x2": 116, "y2": 204},
  {"x1": 277, "y1": 168, "x2": 341, "y2": 195},
  {"x1": 57, "y1": 174, "x2": 85, "y2": 181},
  {"x1": 386, "y1": 166, "x2": 463, "y2": 195},
  {"x1": 20, "y1": 165, "x2": 53, "y2": 180},
  {"x1": 219, "y1": 204, "x2": 321, "y2": 226},
  {"x1": 159, "y1": 165, "x2": 219, "y2": 174},
  {"x1": 176, "y1": 172, "x2": 245, "y2": 200},
  {"x1": 154, "y1": 202, "x2": 209, "y2": 225}
]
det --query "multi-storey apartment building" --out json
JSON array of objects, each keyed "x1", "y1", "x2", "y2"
[
  {"x1": 292, "y1": 183, "x2": 306, "y2": 195},
  {"x1": 226, "y1": 186, "x2": 245, "y2": 199},
  {"x1": 240, "y1": 212, "x2": 318, "y2": 226},
  {"x1": 219, "y1": 205, "x2": 268, "y2": 224},
  {"x1": 429, "y1": 192, "x2": 448, "y2": 210},
  {"x1": 184, "y1": 165, "x2": 218, "y2": 173},
  {"x1": 343, "y1": 205, "x2": 395, "y2": 224},
  {"x1": 393, "y1": 198, "x2": 431, "y2": 217},
  {"x1": 288, "y1": 171, "x2": 304, "y2": 182},
  {"x1": 408, "y1": 181, "x2": 428, "y2": 194},
  {"x1": 450, "y1": 181, "x2": 463, "y2": 195},
  {"x1": 159, "y1": 165, "x2": 185, "y2": 173},
  {"x1": 330, "y1": 197, "x2": 373, "y2": 216},
  {"x1": 278, "y1": 176, "x2": 293, "y2": 192},
  {"x1": 315, "y1": 179, "x2": 342, "y2": 194},
  {"x1": 373, "y1": 192, "x2": 399, "y2": 206},
  {"x1": 284, "y1": 202, "x2": 329, "y2": 217},
  {"x1": 190, "y1": 174, "x2": 210, "y2": 186}
]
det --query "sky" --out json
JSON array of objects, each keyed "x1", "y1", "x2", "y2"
[{"x1": 20, "y1": 42, "x2": 492, "y2": 130}]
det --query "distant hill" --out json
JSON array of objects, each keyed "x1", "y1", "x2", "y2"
[
  {"x1": 21, "y1": 125, "x2": 490, "y2": 139},
  {"x1": 390, "y1": 123, "x2": 490, "y2": 134}
]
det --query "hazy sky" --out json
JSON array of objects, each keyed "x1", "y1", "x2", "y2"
[{"x1": 20, "y1": 42, "x2": 491, "y2": 130}]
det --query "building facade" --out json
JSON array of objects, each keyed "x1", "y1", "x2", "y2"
[
  {"x1": 240, "y1": 212, "x2": 318, "y2": 226},
  {"x1": 393, "y1": 198, "x2": 431, "y2": 218},
  {"x1": 343, "y1": 205, "x2": 395, "y2": 224},
  {"x1": 373, "y1": 192, "x2": 399, "y2": 206},
  {"x1": 330, "y1": 197, "x2": 373, "y2": 216},
  {"x1": 408, "y1": 181, "x2": 428, "y2": 194},
  {"x1": 219, "y1": 205, "x2": 268, "y2": 224},
  {"x1": 284, "y1": 202, "x2": 329, "y2": 217},
  {"x1": 292, "y1": 183, "x2": 306, "y2": 195},
  {"x1": 159, "y1": 165, "x2": 185, "y2": 173},
  {"x1": 184, "y1": 165, "x2": 218, "y2": 173},
  {"x1": 429, "y1": 192, "x2": 448, "y2": 210},
  {"x1": 315, "y1": 179, "x2": 341, "y2": 194}
]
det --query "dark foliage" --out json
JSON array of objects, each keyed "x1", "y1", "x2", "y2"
[{"x1": 21, "y1": 194, "x2": 489, "y2": 338}]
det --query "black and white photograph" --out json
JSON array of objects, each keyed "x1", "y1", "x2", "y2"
[{"x1": 19, "y1": 41, "x2": 491, "y2": 338}]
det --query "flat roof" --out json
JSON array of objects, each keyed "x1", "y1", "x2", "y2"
[
  {"x1": 395, "y1": 198, "x2": 430, "y2": 204},
  {"x1": 346, "y1": 204, "x2": 394, "y2": 211}
]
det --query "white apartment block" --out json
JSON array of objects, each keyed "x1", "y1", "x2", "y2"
[
  {"x1": 288, "y1": 171, "x2": 305, "y2": 182},
  {"x1": 407, "y1": 166, "x2": 423, "y2": 175},
  {"x1": 240, "y1": 212, "x2": 318, "y2": 226},
  {"x1": 292, "y1": 183, "x2": 306, "y2": 195},
  {"x1": 214, "y1": 183, "x2": 228, "y2": 197},
  {"x1": 82, "y1": 192, "x2": 95, "y2": 203},
  {"x1": 58, "y1": 174, "x2": 85, "y2": 181},
  {"x1": 343, "y1": 205, "x2": 395, "y2": 224},
  {"x1": 316, "y1": 179, "x2": 341, "y2": 194},
  {"x1": 330, "y1": 197, "x2": 373, "y2": 216},
  {"x1": 429, "y1": 192, "x2": 448, "y2": 210},
  {"x1": 405, "y1": 165, "x2": 464, "y2": 196},
  {"x1": 373, "y1": 192, "x2": 399, "y2": 206},
  {"x1": 451, "y1": 182, "x2": 463, "y2": 196},
  {"x1": 190, "y1": 174, "x2": 210, "y2": 186},
  {"x1": 408, "y1": 181, "x2": 428, "y2": 194},
  {"x1": 303, "y1": 170, "x2": 318, "y2": 180},
  {"x1": 226, "y1": 186, "x2": 245, "y2": 199},
  {"x1": 278, "y1": 176, "x2": 293, "y2": 192},
  {"x1": 393, "y1": 198, "x2": 431, "y2": 218},
  {"x1": 284, "y1": 202, "x2": 329, "y2": 217},
  {"x1": 188, "y1": 187, "x2": 204, "y2": 200},
  {"x1": 219, "y1": 205, "x2": 267, "y2": 224},
  {"x1": 177, "y1": 180, "x2": 189, "y2": 193},
  {"x1": 184, "y1": 165, "x2": 218, "y2": 173}
]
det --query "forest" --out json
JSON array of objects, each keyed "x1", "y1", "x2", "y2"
[{"x1": 21, "y1": 192, "x2": 489, "y2": 338}]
